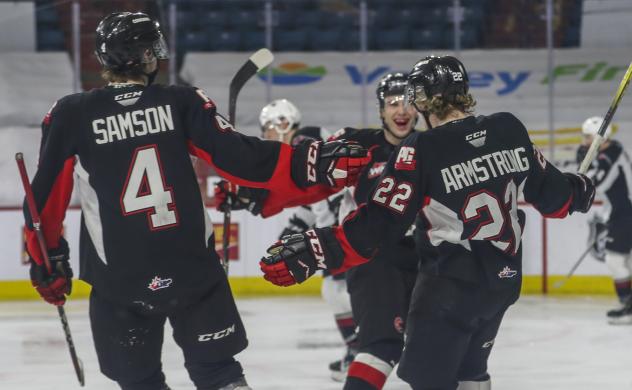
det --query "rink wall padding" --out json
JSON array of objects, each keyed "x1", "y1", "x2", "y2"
[
  {"x1": 0, "y1": 275, "x2": 614, "y2": 302},
  {"x1": 0, "y1": 204, "x2": 617, "y2": 299},
  {"x1": 0, "y1": 277, "x2": 323, "y2": 301}
]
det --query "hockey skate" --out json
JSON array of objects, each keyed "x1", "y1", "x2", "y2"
[
  {"x1": 329, "y1": 348, "x2": 356, "y2": 382},
  {"x1": 218, "y1": 377, "x2": 252, "y2": 390},
  {"x1": 607, "y1": 298, "x2": 632, "y2": 325}
]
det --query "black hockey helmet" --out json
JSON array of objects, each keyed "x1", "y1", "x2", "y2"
[
  {"x1": 95, "y1": 12, "x2": 169, "y2": 71},
  {"x1": 405, "y1": 55, "x2": 468, "y2": 111},
  {"x1": 376, "y1": 72, "x2": 408, "y2": 108}
]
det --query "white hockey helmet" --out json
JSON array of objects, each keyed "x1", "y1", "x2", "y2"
[
  {"x1": 582, "y1": 116, "x2": 612, "y2": 139},
  {"x1": 259, "y1": 99, "x2": 302, "y2": 136}
]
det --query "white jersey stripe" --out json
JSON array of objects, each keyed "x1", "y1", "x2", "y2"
[{"x1": 75, "y1": 157, "x2": 107, "y2": 264}]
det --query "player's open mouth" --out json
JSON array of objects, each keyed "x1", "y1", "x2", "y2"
[{"x1": 394, "y1": 118, "x2": 410, "y2": 130}]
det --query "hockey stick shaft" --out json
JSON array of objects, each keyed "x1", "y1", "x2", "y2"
[
  {"x1": 579, "y1": 61, "x2": 632, "y2": 174},
  {"x1": 552, "y1": 245, "x2": 592, "y2": 289},
  {"x1": 222, "y1": 48, "x2": 274, "y2": 274},
  {"x1": 15, "y1": 153, "x2": 85, "y2": 386}
]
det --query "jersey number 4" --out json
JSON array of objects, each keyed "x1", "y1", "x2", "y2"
[{"x1": 121, "y1": 145, "x2": 178, "y2": 230}]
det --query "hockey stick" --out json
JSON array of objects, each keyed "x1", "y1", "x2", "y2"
[
  {"x1": 552, "y1": 245, "x2": 592, "y2": 289},
  {"x1": 578, "y1": 61, "x2": 632, "y2": 174},
  {"x1": 15, "y1": 153, "x2": 85, "y2": 386},
  {"x1": 221, "y1": 48, "x2": 274, "y2": 274}
]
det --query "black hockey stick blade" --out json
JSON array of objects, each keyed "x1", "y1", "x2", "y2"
[
  {"x1": 222, "y1": 49, "x2": 274, "y2": 274},
  {"x1": 58, "y1": 306, "x2": 85, "y2": 386},
  {"x1": 228, "y1": 48, "x2": 273, "y2": 124},
  {"x1": 579, "y1": 61, "x2": 632, "y2": 174}
]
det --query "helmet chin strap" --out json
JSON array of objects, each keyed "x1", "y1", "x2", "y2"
[
  {"x1": 421, "y1": 111, "x2": 432, "y2": 130},
  {"x1": 144, "y1": 68, "x2": 159, "y2": 86},
  {"x1": 273, "y1": 120, "x2": 295, "y2": 142}
]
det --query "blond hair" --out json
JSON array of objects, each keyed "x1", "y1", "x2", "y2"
[{"x1": 425, "y1": 94, "x2": 476, "y2": 120}]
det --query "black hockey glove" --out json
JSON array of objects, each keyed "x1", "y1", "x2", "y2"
[
  {"x1": 260, "y1": 228, "x2": 344, "y2": 286},
  {"x1": 29, "y1": 237, "x2": 73, "y2": 306},
  {"x1": 564, "y1": 173, "x2": 595, "y2": 214},
  {"x1": 278, "y1": 214, "x2": 312, "y2": 239},
  {"x1": 292, "y1": 140, "x2": 371, "y2": 188},
  {"x1": 587, "y1": 216, "x2": 609, "y2": 262},
  {"x1": 214, "y1": 180, "x2": 269, "y2": 215}
]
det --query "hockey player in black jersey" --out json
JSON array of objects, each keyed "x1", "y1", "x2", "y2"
[
  {"x1": 328, "y1": 73, "x2": 420, "y2": 390},
  {"x1": 22, "y1": 12, "x2": 369, "y2": 390},
  {"x1": 261, "y1": 55, "x2": 596, "y2": 390},
  {"x1": 577, "y1": 116, "x2": 632, "y2": 324}
]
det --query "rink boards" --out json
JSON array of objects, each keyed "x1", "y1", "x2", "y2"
[{"x1": 0, "y1": 204, "x2": 614, "y2": 300}]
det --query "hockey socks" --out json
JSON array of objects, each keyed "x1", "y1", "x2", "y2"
[
  {"x1": 344, "y1": 353, "x2": 394, "y2": 390},
  {"x1": 335, "y1": 312, "x2": 358, "y2": 347},
  {"x1": 613, "y1": 279, "x2": 632, "y2": 302}
]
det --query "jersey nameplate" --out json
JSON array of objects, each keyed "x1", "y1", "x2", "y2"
[
  {"x1": 441, "y1": 147, "x2": 530, "y2": 194},
  {"x1": 92, "y1": 105, "x2": 175, "y2": 145}
]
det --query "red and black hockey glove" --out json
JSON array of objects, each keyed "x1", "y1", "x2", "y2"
[
  {"x1": 214, "y1": 180, "x2": 268, "y2": 215},
  {"x1": 260, "y1": 228, "x2": 344, "y2": 286},
  {"x1": 292, "y1": 140, "x2": 371, "y2": 188},
  {"x1": 29, "y1": 237, "x2": 73, "y2": 306},
  {"x1": 564, "y1": 173, "x2": 596, "y2": 214}
]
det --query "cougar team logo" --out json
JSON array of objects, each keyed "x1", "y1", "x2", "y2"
[
  {"x1": 394, "y1": 146, "x2": 416, "y2": 170},
  {"x1": 198, "y1": 324, "x2": 236, "y2": 342},
  {"x1": 147, "y1": 276, "x2": 173, "y2": 291},
  {"x1": 307, "y1": 142, "x2": 320, "y2": 184},
  {"x1": 306, "y1": 229, "x2": 325, "y2": 268}
]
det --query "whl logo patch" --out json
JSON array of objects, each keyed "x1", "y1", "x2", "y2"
[
  {"x1": 367, "y1": 162, "x2": 386, "y2": 179},
  {"x1": 394, "y1": 147, "x2": 416, "y2": 170},
  {"x1": 465, "y1": 130, "x2": 486, "y2": 147},
  {"x1": 498, "y1": 266, "x2": 517, "y2": 279},
  {"x1": 148, "y1": 276, "x2": 173, "y2": 291}
]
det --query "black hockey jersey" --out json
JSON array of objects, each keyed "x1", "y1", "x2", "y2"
[
  {"x1": 577, "y1": 140, "x2": 632, "y2": 218},
  {"x1": 331, "y1": 127, "x2": 418, "y2": 270},
  {"x1": 333, "y1": 113, "x2": 576, "y2": 289},
  {"x1": 25, "y1": 83, "x2": 334, "y2": 306}
]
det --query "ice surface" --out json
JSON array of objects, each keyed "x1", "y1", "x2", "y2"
[{"x1": 0, "y1": 295, "x2": 631, "y2": 389}]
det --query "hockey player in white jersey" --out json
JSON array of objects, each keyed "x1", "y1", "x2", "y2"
[{"x1": 578, "y1": 116, "x2": 632, "y2": 324}]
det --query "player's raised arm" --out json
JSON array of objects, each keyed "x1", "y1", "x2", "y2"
[
  {"x1": 180, "y1": 87, "x2": 370, "y2": 212},
  {"x1": 260, "y1": 133, "x2": 424, "y2": 286}
]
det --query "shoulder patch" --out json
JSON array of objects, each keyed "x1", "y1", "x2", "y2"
[
  {"x1": 533, "y1": 146, "x2": 547, "y2": 169},
  {"x1": 394, "y1": 146, "x2": 417, "y2": 170},
  {"x1": 215, "y1": 114, "x2": 236, "y2": 133},
  {"x1": 195, "y1": 89, "x2": 216, "y2": 110},
  {"x1": 42, "y1": 101, "x2": 58, "y2": 125}
]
